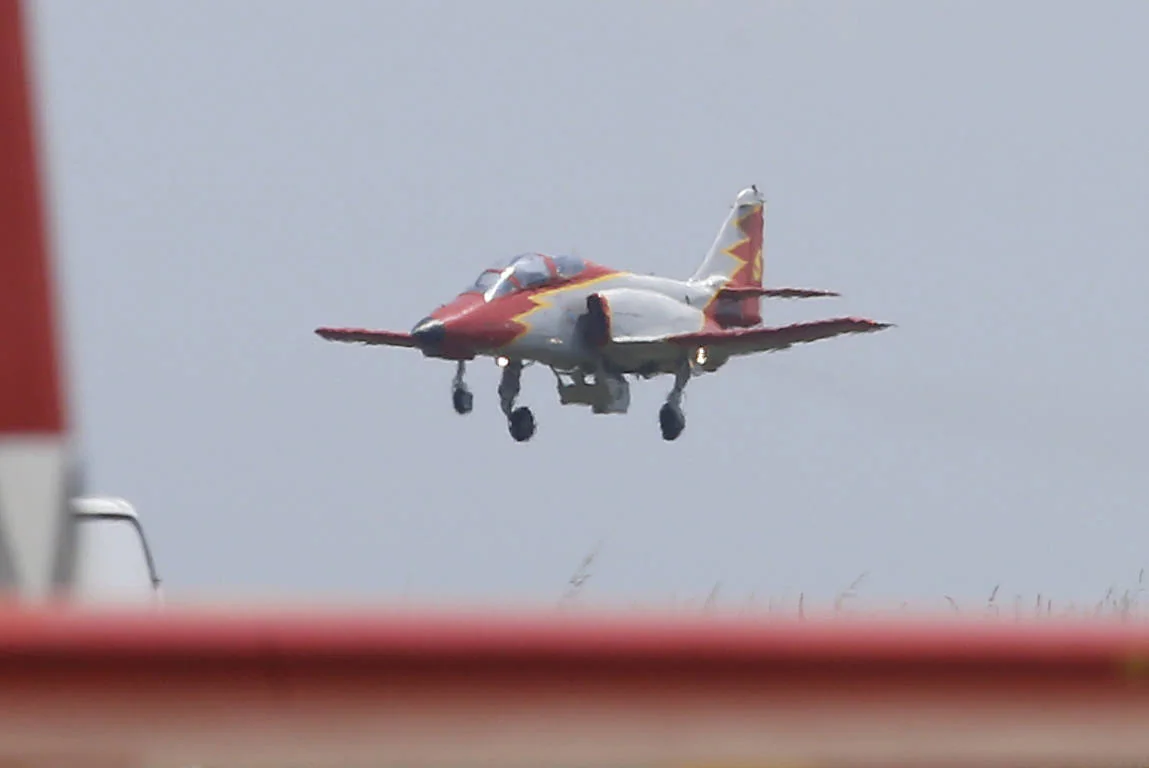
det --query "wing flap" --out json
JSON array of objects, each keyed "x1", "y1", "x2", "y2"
[
  {"x1": 666, "y1": 317, "x2": 892, "y2": 355},
  {"x1": 315, "y1": 327, "x2": 419, "y2": 347}
]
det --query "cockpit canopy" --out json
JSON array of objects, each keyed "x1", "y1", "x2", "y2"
[{"x1": 465, "y1": 252, "x2": 587, "y2": 301}]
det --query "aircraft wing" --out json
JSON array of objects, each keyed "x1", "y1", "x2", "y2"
[
  {"x1": 619, "y1": 317, "x2": 892, "y2": 357},
  {"x1": 715, "y1": 286, "x2": 841, "y2": 300},
  {"x1": 315, "y1": 327, "x2": 419, "y2": 347}
]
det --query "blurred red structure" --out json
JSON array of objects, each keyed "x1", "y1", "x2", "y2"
[
  {"x1": 0, "y1": 0, "x2": 65, "y2": 435},
  {"x1": 0, "y1": 607, "x2": 1148, "y2": 766}
]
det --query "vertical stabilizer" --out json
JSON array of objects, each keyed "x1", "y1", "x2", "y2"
[{"x1": 691, "y1": 186, "x2": 766, "y2": 327}]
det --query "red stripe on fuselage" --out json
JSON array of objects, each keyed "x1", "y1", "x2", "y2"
[{"x1": 427, "y1": 263, "x2": 620, "y2": 356}]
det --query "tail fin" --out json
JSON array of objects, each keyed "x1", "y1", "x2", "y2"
[{"x1": 691, "y1": 186, "x2": 766, "y2": 328}]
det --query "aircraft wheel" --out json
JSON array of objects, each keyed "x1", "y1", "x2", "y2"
[
  {"x1": 509, "y1": 406, "x2": 536, "y2": 442},
  {"x1": 659, "y1": 403, "x2": 685, "y2": 441},
  {"x1": 452, "y1": 387, "x2": 473, "y2": 415}
]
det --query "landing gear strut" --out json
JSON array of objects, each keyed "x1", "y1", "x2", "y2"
[
  {"x1": 451, "y1": 360, "x2": 473, "y2": 415},
  {"x1": 498, "y1": 359, "x2": 536, "y2": 442},
  {"x1": 659, "y1": 361, "x2": 689, "y2": 441}
]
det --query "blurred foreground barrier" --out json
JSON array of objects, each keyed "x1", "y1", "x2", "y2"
[{"x1": 0, "y1": 606, "x2": 1147, "y2": 767}]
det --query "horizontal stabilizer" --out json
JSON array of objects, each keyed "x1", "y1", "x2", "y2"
[
  {"x1": 715, "y1": 286, "x2": 840, "y2": 300},
  {"x1": 665, "y1": 317, "x2": 892, "y2": 355},
  {"x1": 315, "y1": 327, "x2": 419, "y2": 347}
]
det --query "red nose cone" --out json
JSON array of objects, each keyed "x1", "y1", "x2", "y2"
[
  {"x1": 409, "y1": 295, "x2": 478, "y2": 358},
  {"x1": 412, "y1": 293, "x2": 517, "y2": 358}
]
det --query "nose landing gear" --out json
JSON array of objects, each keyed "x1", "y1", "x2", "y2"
[
  {"x1": 447, "y1": 358, "x2": 535, "y2": 440},
  {"x1": 451, "y1": 360, "x2": 473, "y2": 415}
]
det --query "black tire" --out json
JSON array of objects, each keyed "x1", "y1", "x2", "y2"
[
  {"x1": 659, "y1": 403, "x2": 685, "y2": 441},
  {"x1": 509, "y1": 406, "x2": 536, "y2": 442},
  {"x1": 452, "y1": 387, "x2": 473, "y2": 415}
]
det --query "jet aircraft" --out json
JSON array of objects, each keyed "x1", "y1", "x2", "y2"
[{"x1": 316, "y1": 186, "x2": 891, "y2": 442}]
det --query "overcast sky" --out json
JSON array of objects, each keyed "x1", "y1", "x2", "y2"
[{"x1": 24, "y1": 1, "x2": 1149, "y2": 610}]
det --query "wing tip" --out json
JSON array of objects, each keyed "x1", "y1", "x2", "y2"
[
  {"x1": 852, "y1": 317, "x2": 895, "y2": 331},
  {"x1": 764, "y1": 287, "x2": 843, "y2": 299},
  {"x1": 774, "y1": 316, "x2": 895, "y2": 332}
]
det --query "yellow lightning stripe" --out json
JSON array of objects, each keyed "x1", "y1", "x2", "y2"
[
  {"x1": 699, "y1": 202, "x2": 764, "y2": 319},
  {"x1": 722, "y1": 202, "x2": 763, "y2": 283},
  {"x1": 509, "y1": 272, "x2": 623, "y2": 343}
]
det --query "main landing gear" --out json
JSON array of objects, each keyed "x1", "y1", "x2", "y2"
[
  {"x1": 448, "y1": 356, "x2": 689, "y2": 443},
  {"x1": 498, "y1": 359, "x2": 536, "y2": 442},
  {"x1": 659, "y1": 361, "x2": 689, "y2": 441},
  {"x1": 449, "y1": 359, "x2": 536, "y2": 442}
]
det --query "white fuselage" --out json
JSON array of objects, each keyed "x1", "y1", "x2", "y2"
[{"x1": 499, "y1": 273, "x2": 718, "y2": 372}]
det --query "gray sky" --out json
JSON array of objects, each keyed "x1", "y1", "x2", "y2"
[{"x1": 25, "y1": 1, "x2": 1149, "y2": 608}]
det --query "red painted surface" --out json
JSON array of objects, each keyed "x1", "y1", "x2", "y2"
[
  {"x1": 428, "y1": 260, "x2": 621, "y2": 353},
  {"x1": 705, "y1": 204, "x2": 765, "y2": 328},
  {"x1": 0, "y1": 0, "x2": 65, "y2": 435},
  {"x1": 0, "y1": 606, "x2": 1146, "y2": 669},
  {"x1": 0, "y1": 608, "x2": 1148, "y2": 765}
]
